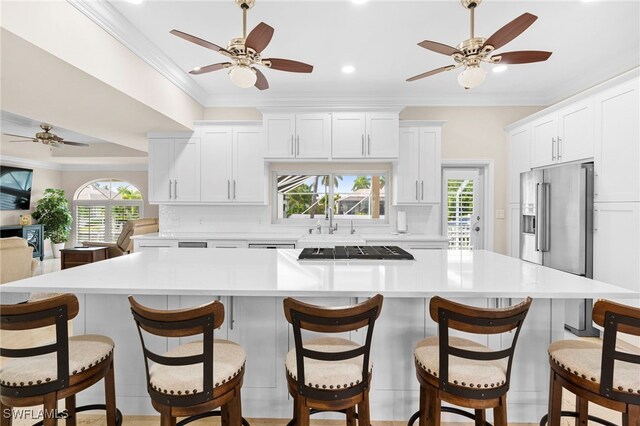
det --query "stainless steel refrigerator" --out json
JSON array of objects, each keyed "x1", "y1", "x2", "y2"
[{"x1": 520, "y1": 162, "x2": 599, "y2": 336}]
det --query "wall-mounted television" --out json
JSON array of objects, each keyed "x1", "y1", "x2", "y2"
[{"x1": 0, "y1": 165, "x2": 33, "y2": 210}]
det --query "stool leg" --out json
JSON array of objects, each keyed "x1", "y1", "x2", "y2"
[
  {"x1": 228, "y1": 389, "x2": 242, "y2": 426},
  {"x1": 43, "y1": 393, "x2": 57, "y2": 426},
  {"x1": 160, "y1": 411, "x2": 175, "y2": 426},
  {"x1": 65, "y1": 395, "x2": 76, "y2": 426},
  {"x1": 357, "y1": 389, "x2": 371, "y2": 426},
  {"x1": 418, "y1": 385, "x2": 427, "y2": 426},
  {"x1": 623, "y1": 404, "x2": 640, "y2": 426},
  {"x1": 548, "y1": 370, "x2": 563, "y2": 426},
  {"x1": 346, "y1": 407, "x2": 356, "y2": 426},
  {"x1": 474, "y1": 409, "x2": 485, "y2": 426},
  {"x1": 296, "y1": 396, "x2": 309, "y2": 426},
  {"x1": 493, "y1": 396, "x2": 507, "y2": 426},
  {"x1": 105, "y1": 360, "x2": 117, "y2": 426},
  {"x1": 425, "y1": 384, "x2": 440, "y2": 426},
  {"x1": 221, "y1": 402, "x2": 230, "y2": 426},
  {"x1": 0, "y1": 401, "x2": 12, "y2": 426},
  {"x1": 575, "y1": 395, "x2": 588, "y2": 426}
]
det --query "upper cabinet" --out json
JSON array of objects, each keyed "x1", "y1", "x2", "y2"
[
  {"x1": 149, "y1": 137, "x2": 200, "y2": 203},
  {"x1": 263, "y1": 113, "x2": 331, "y2": 159},
  {"x1": 395, "y1": 126, "x2": 442, "y2": 205},
  {"x1": 332, "y1": 113, "x2": 399, "y2": 159},
  {"x1": 530, "y1": 98, "x2": 594, "y2": 168},
  {"x1": 594, "y1": 78, "x2": 640, "y2": 202},
  {"x1": 508, "y1": 124, "x2": 531, "y2": 204}
]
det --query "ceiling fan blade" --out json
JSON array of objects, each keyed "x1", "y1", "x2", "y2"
[
  {"x1": 264, "y1": 58, "x2": 313, "y2": 73},
  {"x1": 254, "y1": 68, "x2": 269, "y2": 90},
  {"x1": 483, "y1": 13, "x2": 538, "y2": 51},
  {"x1": 3, "y1": 133, "x2": 33, "y2": 139},
  {"x1": 245, "y1": 22, "x2": 274, "y2": 54},
  {"x1": 190, "y1": 62, "x2": 232, "y2": 75},
  {"x1": 60, "y1": 141, "x2": 89, "y2": 147},
  {"x1": 170, "y1": 29, "x2": 231, "y2": 56},
  {"x1": 492, "y1": 50, "x2": 552, "y2": 64},
  {"x1": 418, "y1": 40, "x2": 463, "y2": 56},
  {"x1": 9, "y1": 139, "x2": 36, "y2": 143},
  {"x1": 406, "y1": 65, "x2": 456, "y2": 82}
]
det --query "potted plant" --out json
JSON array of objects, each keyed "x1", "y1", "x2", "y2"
[{"x1": 32, "y1": 188, "x2": 72, "y2": 258}]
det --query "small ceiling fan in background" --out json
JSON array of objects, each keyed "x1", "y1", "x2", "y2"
[
  {"x1": 407, "y1": 0, "x2": 552, "y2": 89},
  {"x1": 3, "y1": 123, "x2": 89, "y2": 148},
  {"x1": 170, "y1": 0, "x2": 313, "y2": 90}
]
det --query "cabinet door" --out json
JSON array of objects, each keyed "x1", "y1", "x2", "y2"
[
  {"x1": 331, "y1": 113, "x2": 366, "y2": 158},
  {"x1": 233, "y1": 127, "x2": 265, "y2": 203},
  {"x1": 295, "y1": 113, "x2": 331, "y2": 159},
  {"x1": 366, "y1": 113, "x2": 399, "y2": 159},
  {"x1": 148, "y1": 139, "x2": 174, "y2": 203},
  {"x1": 201, "y1": 128, "x2": 233, "y2": 202},
  {"x1": 508, "y1": 125, "x2": 531, "y2": 204},
  {"x1": 395, "y1": 128, "x2": 420, "y2": 204},
  {"x1": 173, "y1": 138, "x2": 201, "y2": 202},
  {"x1": 530, "y1": 114, "x2": 557, "y2": 168},
  {"x1": 594, "y1": 78, "x2": 640, "y2": 202},
  {"x1": 264, "y1": 114, "x2": 295, "y2": 158},
  {"x1": 418, "y1": 127, "x2": 441, "y2": 203},
  {"x1": 557, "y1": 98, "x2": 594, "y2": 164},
  {"x1": 593, "y1": 202, "x2": 640, "y2": 292}
]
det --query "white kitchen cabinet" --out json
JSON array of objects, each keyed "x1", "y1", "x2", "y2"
[
  {"x1": 201, "y1": 126, "x2": 265, "y2": 204},
  {"x1": 395, "y1": 126, "x2": 441, "y2": 204},
  {"x1": 149, "y1": 137, "x2": 200, "y2": 203},
  {"x1": 508, "y1": 125, "x2": 531, "y2": 204},
  {"x1": 207, "y1": 240, "x2": 248, "y2": 248},
  {"x1": 530, "y1": 100, "x2": 594, "y2": 168},
  {"x1": 594, "y1": 78, "x2": 640, "y2": 202},
  {"x1": 134, "y1": 239, "x2": 179, "y2": 252},
  {"x1": 263, "y1": 113, "x2": 330, "y2": 159},
  {"x1": 593, "y1": 202, "x2": 640, "y2": 292},
  {"x1": 332, "y1": 113, "x2": 399, "y2": 159}
]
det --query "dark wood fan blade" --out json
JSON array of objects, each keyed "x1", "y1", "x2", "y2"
[
  {"x1": 245, "y1": 22, "x2": 274, "y2": 54},
  {"x1": 170, "y1": 29, "x2": 231, "y2": 55},
  {"x1": 418, "y1": 40, "x2": 463, "y2": 56},
  {"x1": 254, "y1": 68, "x2": 269, "y2": 90},
  {"x1": 406, "y1": 65, "x2": 456, "y2": 82},
  {"x1": 60, "y1": 141, "x2": 89, "y2": 147},
  {"x1": 3, "y1": 133, "x2": 32, "y2": 139},
  {"x1": 483, "y1": 13, "x2": 538, "y2": 51},
  {"x1": 492, "y1": 50, "x2": 552, "y2": 64},
  {"x1": 265, "y1": 58, "x2": 313, "y2": 73},
  {"x1": 190, "y1": 62, "x2": 232, "y2": 75}
]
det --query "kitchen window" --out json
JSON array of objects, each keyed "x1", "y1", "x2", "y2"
[
  {"x1": 274, "y1": 172, "x2": 387, "y2": 222},
  {"x1": 74, "y1": 179, "x2": 143, "y2": 243}
]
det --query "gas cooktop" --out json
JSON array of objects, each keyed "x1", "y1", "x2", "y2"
[{"x1": 298, "y1": 246, "x2": 414, "y2": 261}]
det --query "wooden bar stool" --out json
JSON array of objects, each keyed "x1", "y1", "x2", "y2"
[
  {"x1": 409, "y1": 296, "x2": 532, "y2": 426},
  {"x1": 542, "y1": 300, "x2": 640, "y2": 426},
  {"x1": 283, "y1": 294, "x2": 384, "y2": 426},
  {"x1": 0, "y1": 293, "x2": 121, "y2": 426},
  {"x1": 128, "y1": 296, "x2": 248, "y2": 426}
]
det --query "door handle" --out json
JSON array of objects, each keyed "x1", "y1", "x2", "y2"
[
  {"x1": 290, "y1": 135, "x2": 294, "y2": 156},
  {"x1": 367, "y1": 134, "x2": 371, "y2": 156},
  {"x1": 174, "y1": 180, "x2": 177, "y2": 199},
  {"x1": 594, "y1": 173, "x2": 599, "y2": 198},
  {"x1": 229, "y1": 296, "x2": 234, "y2": 330},
  {"x1": 169, "y1": 180, "x2": 172, "y2": 199},
  {"x1": 296, "y1": 135, "x2": 300, "y2": 156},
  {"x1": 361, "y1": 134, "x2": 365, "y2": 156},
  {"x1": 227, "y1": 180, "x2": 230, "y2": 199},
  {"x1": 233, "y1": 180, "x2": 236, "y2": 200},
  {"x1": 593, "y1": 209, "x2": 599, "y2": 231},
  {"x1": 552, "y1": 137, "x2": 556, "y2": 161},
  {"x1": 535, "y1": 183, "x2": 540, "y2": 251},
  {"x1": 421, "y1": 180, "x2": 424, "y2": 200},
  {"x1": 558, "y1": 136, "x2": 563, "y2": 160},
  {"x1": 415, "y1": 180, "x2": 419, "y2": 201}
]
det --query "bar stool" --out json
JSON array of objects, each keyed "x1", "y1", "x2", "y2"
[
  {"x1": 542, "y1": 300, "x2": 640, "y2": 426},
  {"x1": 128, "y1": 296, "x2": 248, "y2": 426},
  {"x1": 283, "y1": 294, "x2": 384, "y2": 426},
  {"x1": 0, "y1": 293, "x2": 121, "y2": 426},
  {"x1": 409, "y1": 296, "x2": 532, "y2": 426}
]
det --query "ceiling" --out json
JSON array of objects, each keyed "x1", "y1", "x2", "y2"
[{"x1": 106, "y1": 0, "x2": 640, "y2": 107}]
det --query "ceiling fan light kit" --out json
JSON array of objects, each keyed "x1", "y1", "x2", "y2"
[
  {"x1": 171, "y1": 0, "x2": 313, "y2": 91},
  {"x1": 407, "y1": 0, "x2": 552, "y2": 89}
]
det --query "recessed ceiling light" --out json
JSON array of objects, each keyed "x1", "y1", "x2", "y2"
[
  {"x1": 192, "y1": 66, "x2": 201, "y2": 72},
  {"x1": 341, "y1": 65, "x2": 356, "y2": 74},
  {"x1": 125, "y1": 0, "x2": 145, "y2": 4},
  {"x1": 352, "y1": 0, "x2": 369, "y2": 4},
  {"x1": 493, "y1": 65, "x2": 508, "y2": 73}
]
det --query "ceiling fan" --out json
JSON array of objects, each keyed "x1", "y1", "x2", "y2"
[
  {"x1": 3, "y1": 123, "x2": 89, "y2": 147},
  {"x1": 407, "y1": 0, "x2": 552, "y2": 89},
  {"x1": 170, "y1": 0, "x2": 313, "y2": 90}
]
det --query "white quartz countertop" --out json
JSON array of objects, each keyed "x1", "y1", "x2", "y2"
[
  {"x1": 131, "y1": 232, "x2": 448, "y2": 242},
  {"x1": 2, "y1": 249, "x2": 636, "y2": 299}
]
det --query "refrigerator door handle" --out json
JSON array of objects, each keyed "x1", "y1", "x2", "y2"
[
  {"x1": 535, "y1": 183, "x2": 540, "y2": 251},
  {"x1": 541, "y1": 183, "x2": 551, "y2": 252}
]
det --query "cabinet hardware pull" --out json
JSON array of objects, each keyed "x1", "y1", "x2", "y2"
[
  {"x1": 229, "y1": 296, "x2": 234, "y2": 330},
  {"x1": 367, "y1": 134, "x2": 371, "y2": 156},
  {"x1": 296, "y1": 135, "x2": 300, "y2": 156},
  {"x1": 169, "y1": 180, "x2": 172, "y2": 199},
  {"x1": 594, "y1": 173, "x2": 599, "y2": 198},
  {"x1": 558, "y1": 137, "x2": 563, "y2": 159},
  {"x1": 290, "y1": 135, "x2": 294, "y2": 156},
  {"x1": 421, "y1": 181, "x2": 424, "y2": 200},
  {"x1": 174, "y1": 180, "x2": 177, "y2": 199},
  {"x1": 361, "y1": 134, "x2": 364, "y2": 156},
  {"x1": 233, "y1": 180, "x2": 236, "y2": 199},
  {"x1": 593, "y1": 209, "x2": 599, "y2": 231},
  {"x1": 552, "y1": 137, "x2": 556, "y2": 161},
  {"x1": 227, "y1": 180, "x2": 230, "y2": 199},
  {"x1": 415, "y1": 180, "x2": 419, "y2": 200}
]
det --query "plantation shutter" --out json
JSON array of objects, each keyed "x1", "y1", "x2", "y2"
[
  {"x1": 446, "y1": 179, "x2": 474, "y2": 249},
  {"x1": 76, "y1": 205, "x2": 106, "y2": 242},
  {"x1": 110, "y1": 205, "x2": 141, "y2": 242}
]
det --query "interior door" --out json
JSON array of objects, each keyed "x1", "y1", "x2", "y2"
[
  {"x1": 442, "y1": 168, "x2": 484, "y2": 249},
  {"x1": 201, "y1": 128, "x2": 233, "y2": 202}
]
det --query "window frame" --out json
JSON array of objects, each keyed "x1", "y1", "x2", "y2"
[{"x1": 271, "y1": 169, "x2": 389, "y2": 226}]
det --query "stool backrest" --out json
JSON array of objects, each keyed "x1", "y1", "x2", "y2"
[
  {"x1": 283, "y1": 294, "x2": 383, "y2": 401},
  {"x1": 593, "y1": 299, "x2": 640, "y2": 405},
  {"x1": 128, "y1": 296, "x2": 224, "y2": 407},
  {"x1": 429, "y1": 296, "x2": 532, "y2": 400},
  {"x1": 0, "y1": 293, "x2": 79, "y2": 397}
]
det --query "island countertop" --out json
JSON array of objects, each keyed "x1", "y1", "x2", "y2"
[{"x1": 2, "y1": 249, "x2": 636, "y2": 299}]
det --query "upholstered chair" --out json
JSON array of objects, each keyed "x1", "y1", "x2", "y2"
[{"x1": 83, "y1": 218, "x2": 158, "y2": 258}]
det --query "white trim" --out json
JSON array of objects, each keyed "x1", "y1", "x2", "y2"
[
  {"x1": 67, "y1": 0, "x2": 208, "y2": 105},
  {"x1": 192, "y1": 120, "x2": 263, "y2": 126},
  {"x1": 399, "y1": 120, "x2": 447, "y2": 128},
  {"x1": 257, "y1": 106, "x2": 404, "y2": 114},
  {"x1": 0, "y1": 156, "x2": 63, "y2": 171},
  {"x1": 0, "y1": 156, "x2": 147, "y2": 171},
  {"x1": 441, "y1": 160, "x2": 495, "y2": 252}
]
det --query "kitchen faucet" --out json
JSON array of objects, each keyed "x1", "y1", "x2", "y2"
[{"x1": 328, "y1": 207, "x2": 338, "y2": 234}]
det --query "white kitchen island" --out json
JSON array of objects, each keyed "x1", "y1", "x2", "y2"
[{"x1": 1, "y1": 249, "x2": 637, "y2": 423}]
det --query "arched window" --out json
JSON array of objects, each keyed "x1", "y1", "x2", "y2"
[{"x1": 74, "y1": 179, "x2": 144, "y2": 243}]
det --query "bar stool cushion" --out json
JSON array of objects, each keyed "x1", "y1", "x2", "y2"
[
  {"x1": 548, "y1": 339, "x2": 640, "y2": 394},
  {"x1": 414, "y1": 336, "x2": 508, "y2": 389},
  {"x1": 0, "y1": 335, "x2": 114, "y2": 387},
  {"x1": 149, "y1": 339, "x2": 245, "y2": 395},
  {"x1": 285, "y1": 337, "x2": 372, "y2": 390}
]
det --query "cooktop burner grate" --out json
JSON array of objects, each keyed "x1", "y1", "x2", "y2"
[{"x1": 298, "y1": 245, "x2": 414, "y2": 261}]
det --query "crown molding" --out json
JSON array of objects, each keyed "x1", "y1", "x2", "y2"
[
  {"x1": 0, "y1": 156, "x2": 148, "y2": 172},
  {"x1": 0, "y1": 156, "x2": 63, "y2": 171},
  {"x1": 67, "y1": 0, "x2": 208, "y2": 105},
  {"x1": 399, "y1": 120, "x2": 447, "y2": 128},
  {"x1": 257, "y1": 106, "x2": 405, "y2": 114}
]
